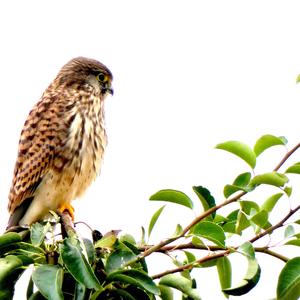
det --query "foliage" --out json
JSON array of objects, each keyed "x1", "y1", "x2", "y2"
[{"x1": 1, "y1": 134, "x2": 300, "y2": 299}]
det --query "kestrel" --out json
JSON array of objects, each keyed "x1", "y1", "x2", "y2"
[{"x1": 6, "y1": 57, "x2": 113, "y2": 229}]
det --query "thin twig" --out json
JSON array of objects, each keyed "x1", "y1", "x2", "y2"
[{"x1": 273, "y1": 142, "x2": 300, "y2": 171}]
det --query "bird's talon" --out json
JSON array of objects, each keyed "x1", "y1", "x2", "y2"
[{"x1": 58, "y1": 203, "x2": 75, "y2": 221}]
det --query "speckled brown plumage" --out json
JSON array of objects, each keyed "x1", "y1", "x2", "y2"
[{"x1": 7, "y1": 57, "x2": 113, "y2": 228}]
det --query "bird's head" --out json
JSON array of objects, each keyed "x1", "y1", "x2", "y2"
[{"x1": 56, "y1": 57, "x2": 113, "y2": 96}]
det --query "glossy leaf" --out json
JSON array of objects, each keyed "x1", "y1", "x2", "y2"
[
  {"x1": 192, "y1": 221, "x2": 225, "y2": 247},
  {"x1": 30, "y1": 222, "x2": 51, "y2": 247},
  {"x1": 222, "y1": 220, "x2": 237, "y2": 233},
  {"x1": 250, "y1": 172, "x2": 288, "y2": 188},
  {"x1": 94, "y1": 233, "x2": 117, "y2": 249},
  {"x1": 184, "y1": 251, "x2": 196, "y2": 264},
  {"x1": 107, "y1": 269, "x2": 160, "y2": 295},
  {"x1": 233, "y1": 172, "x2": 252, "y2": 186},
  {"x1": 223, "y1": 258, "x2": 261, "y2": 296},
  {"x1": 150, "y1": 189, "x2": 193, "y2": 209},
  {"x1": 160, "y1": 274, "x2": 201, "y2": 300},
  {"x1": 277, "y1": 257, "x2": 300, "y2": 300},
  {"x1": 254, "y1": 134, "x2": 287, "y2": 157},
  {"x1": 192, "y1": 186, "x2": 216, "y2": 219},
  {"x1": 285, "y1": 239, "x2": 300, "y2": 247},
  {"x1": 0, "y1": 255, "x2": 24, "y2": 284},
  {"x1": 286, "y1": 162, "x2": 300, "y2": 174},
  {"x1": 217, "y1": 256, "x2": 232, "y2": 293},
  {"x1": 239, "y1": 200, "x2": 259, "y2": 215},
  {"x1": 60, "y1": 237, "x2": 101, "y2": 290},
  {"x1": 238, "y1": 242, "x2": 255, "y2": 259},
  {"x1": 224, "y1": 172, "x2": 253, "y2": 198},
  {"x1": 284, "y1": 186, "x2": 293, "y2": 197},
  {"x1": 173, "y1": 224, "x2": 184, "y2": 237},
  {"x1": 223, "y1": 185, "x2": 248, "y2": 198},
  {"x1": 250, "y1": 210, "x2": 269, "y2": 228},
  {"x1": 105, "y1": 250, "x2": 137, "y2": 274},
  {"x1": 32, "y1": 265, "x2": 63, "y2": 300},
  {"x1": 260, "y1": 193, "x2": 283, "y2": 212},
  {"x1": 0, "y1": 232, "x2": 21, "y2": 248},
  {"x1": 148, "y1": 205, "x2": 165, "y2": 238},
  {"x1": 159, "y1": 285, "x2": 174, "y2": 300},
  {"x1": 216, "y1": 140, "x2": 256, "y2": 169},
  {"x1": 236, "y1": 212, "x2": 251, "y2": 234}
]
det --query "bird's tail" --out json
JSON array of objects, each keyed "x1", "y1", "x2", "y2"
[{"x1": 6, "y1": 197, "x2": 33, "y2": 230}]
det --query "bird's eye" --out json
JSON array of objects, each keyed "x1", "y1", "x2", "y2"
[{"x1": 96, "y1": 73, "x2": 106, "y2": 82}]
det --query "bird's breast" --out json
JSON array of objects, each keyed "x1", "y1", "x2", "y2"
[{"x1": 52, "y1": 98, "x2": 107, "y2": 201}]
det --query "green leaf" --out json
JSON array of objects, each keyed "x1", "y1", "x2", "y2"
[
  {"x1": 192, "y1": 186, "x2": 216, "y2": 219},
  {"x1": 223, "y1": 258, "x2": 261, "y2": 296},
  {"x1": 184, "y1": 251, "x2": 196, "y2": 264},
  {"x1": 148, "y1": 205, "x2": 165, "y2": 238},
  {"x1": 32, "y1": 265, "x2": 63, "y2": 300},
  {"x1": 250, "y1": 210, "x2": 269, "y2": 228},
  {"x1": 30, "y1": 222, "x2": 51, "y2": 247},
  {"x1": 214, "y1": 214, "x2": 228, "y2": 224},
  {"x1": 0, "y1": 255, "x2": 24, "y2": 285},
  {"x1": 160, "y1": 274, "x2": 201, "y2": 299},
  {"x1": 250, "y1": 172, "x2": 289, "y2": 188},
  {"x1": 223, "y1": 172, "x2": 253, "y2": 198},
  {"x1": 239, "y1": 200, "x2": 259, "y2": 215},
  {"x1": 222, "y1": 220, "x2": 237, "y2": 233},
  {"x1": 192, "y1": 221, "x2": 225, "y2": 247},
  {"x1": 236, "y1": 211, "x2": 251, "y2": 234},
  {"x1": 159, "y1": 285, "x2": 174, "y2": 300},
  {"x1": 233, "y1": 172, "x2": 252, "y2": 186},
  {"x1": 286, "y1": 162, "x2": 300, "y2": 174},
  {"x1": 216, "y1": 140, "x2": 256, "y2": 169},
  {"x1": 238, "y1": 242, "x2": 255, "y2": 259},
  {"x1": 173, "y1": 224, "x2": 184, "y2": 237},
  {"x1": 0, "y1": 232, "x2": 21, "y2": 248},
  {"x1": 284, "y1": 186, "x2": 293, "y2": 197},
  {"x1": 254, "y1": 134, "x2": 287, "y2": 157},
  {"x1": 296, "y1": 74, "x2": 300, "y2": 83},
  {"x1": 106, "y1": 250, "x2": 137, "y2": 274},
  {"x1": 277, "y1": 257, "x2": 300, "y2": 300},
  {"x1": 82, "y1": 238, "x2": 96, "y2": 264},
  {"x1": 227, "y1": 209, "x2": 239, "y2": 221},
  {"x1": 94, "y1": 233, "x2": 117, "y2": 249},
  {"x1": 285, "y1": 225, "x2": 295, "y2": 239},
  {"x1": 150, "y1": 189, "x2": 193, "y2": 209},
  {"x1": 217, "y1": 256, "x2": 232, "y2": 293},
  {"x1": 285, "y1": 239, "x2": 300, "y2": 247},
  {"x1": 74, "y1": 282, "x2": 87, "y2": 300},
  {"x1": 200, "y1": 257, "x2": 218, "y2": 268},
  {"x1": 60, "y1": 237, "x2": 101, "y2": 290},
  {"x1": 260, "y1": 193, "x2": 283, "y2": 212},
  {"x1": 107, "y1": 269, "x2": 160, "y2": 295}
]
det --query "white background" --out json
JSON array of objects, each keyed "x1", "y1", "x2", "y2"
[{"x1": 1, "y1": 1, "x2": 300, "y2": 299}]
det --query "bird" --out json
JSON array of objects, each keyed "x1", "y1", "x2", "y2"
[{"x1": 6, "y1": 57, "x2": 113, "y2": 229}]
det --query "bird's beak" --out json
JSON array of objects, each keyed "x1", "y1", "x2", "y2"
[
  {"x1": 107, "y1": 87, "x2": 114, "y2": 95},
  {"x1": 103, "y1": 82, "x2": 114, "y2": 95}
]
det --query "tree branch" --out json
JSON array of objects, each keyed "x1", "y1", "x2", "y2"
[
  {"x1": 134, "y1": 142, "x2": 300, "y2": 268},
  {"x1": 58, "y1": 211, "x2": 76, "y2": 239}
]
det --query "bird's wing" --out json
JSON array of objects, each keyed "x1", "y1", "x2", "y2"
[{"x1": 8, "y1": 95, "x2": 62, "y2": 214}]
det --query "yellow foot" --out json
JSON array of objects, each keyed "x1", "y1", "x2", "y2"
[{"x1": 58, "y1": 203, "x2": 75, "y2": 221}]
